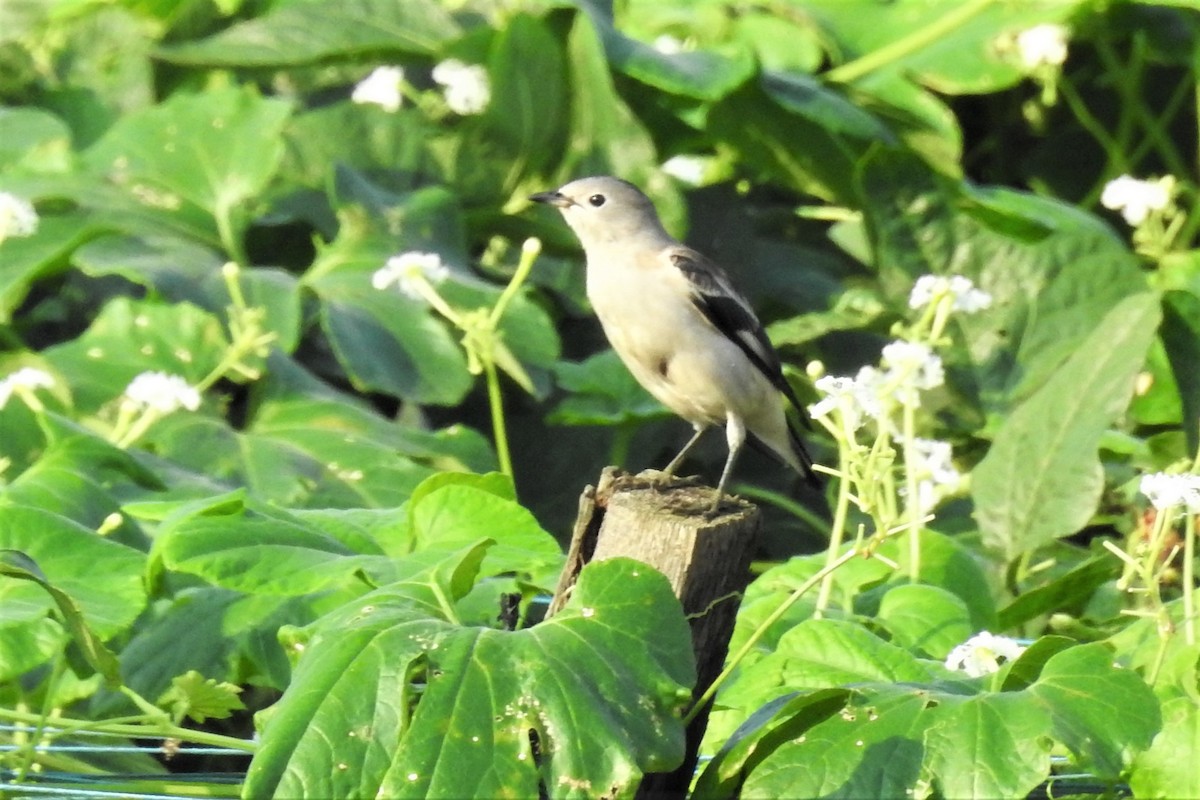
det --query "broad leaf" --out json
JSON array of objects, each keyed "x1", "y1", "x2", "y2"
[
  {"x1": 244, "y1": 551, "x2": 696, "y2": 800},
  {"x1": 973, "y1": 293, "x2": 1161, "y2": 559}
]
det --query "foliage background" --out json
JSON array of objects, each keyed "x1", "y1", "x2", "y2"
[{"x1": 1, "y1": 0, "x2": 1198, "y2": 797}]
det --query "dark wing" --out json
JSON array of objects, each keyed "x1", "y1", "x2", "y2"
[
  {"x1": 669, "y1": 248, "x2": 805, "y2": 412},
  {"x1": 671, "y1": 247, "x2": 819, "y2": 485}
]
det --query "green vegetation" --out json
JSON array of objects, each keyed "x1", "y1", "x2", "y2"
[{"x1": 1, "y1": 0, "x2": 1197, "y2": 797}]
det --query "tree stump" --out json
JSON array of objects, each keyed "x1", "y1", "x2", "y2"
[{"x1": 548, "y1": 467, "x2": 761, "y2": 799}]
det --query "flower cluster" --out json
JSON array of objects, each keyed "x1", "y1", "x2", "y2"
[
  {"x1": 373, "y1": 251, "x2": 450, "y2": 301},
  {"x1": 0, "y1": 192, "x2": 39, "y2": 239},
  {"x1": 351, "y1": 65, "x2": 406, "y2": 112},
  {"x1": 123, "y1": 372, "x2": 201, "y2": 414},
  {"x1": 351, "y1": 59, "x2": 490, "y2": 117},
  {"x1": 1014, "y1": 23, "x2": 1069, "y2": 70},
  {"x1": 0, "y1": 367, "x2": 55, "y2": 408},
  {"x1": 808, "y1": 275, "x2": 991, "y2": 520},
  {"x1": 1101, "y1": 174, "x2": 1175, "y2": 226},
  {"x1": 945, "y1": 632, "x2": 1026, "y2": 678},
  {"x1": 431, "y1": 59, "x2": 491, "y2": 115},
  {"x1": 909, "y1": 275, "x2": 993, "y2": 314},
  {"x1": 1139, "y1": 472, "x2": 1200, "y2": 514}
]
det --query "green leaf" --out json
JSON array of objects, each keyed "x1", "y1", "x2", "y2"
[
  {"x1": 156, "y1": 492, "x2": 382, "y2": 595},
  {"x1": 408, "y1": 483, "x2": 563, "y2": 584},
  {"x1": 922, "y1": 692, "x2": 1052, "y2": 799},
  {"x1": 1029, "y1": 643, "x2": 1161, "y2": 778},
  {"x1": 243, "y1": 553, "x2": 695, "y2": 799},
  {"x1": 1130, "y1": 697, "x2": 1200, "y2": 799},
  {"x1": 997, "y1": 553, "x2": 1120, "y2": 631},
  {"x1": 0, "y1": 106, "x2": 72, "y2": 173},
  {"x1": 84, "y1": 86, "x2": 291, "y2": 225},
  {"x1": 876, "y1": 584, "x2": 972, "y2": 660},
  {"x1": 0, "y1": 506, "x2": 146, "y2": 683},
  {"x1": 1162, "y1": 290, "x2": 1200, "y2": 452},
  {"x1": 41, "y1": 296, "x2": 228, "y2": 412},
  {"x1": 709, "y1": 73, "x2": 895, "y2": 204},
  {"x1": 549, "y1": 351, "x2": 667, "y2": 426},
  {"x1": 157, "y1": 0, "x2": 459, "y2": 67},
  {"x1": 560, "y1": 11, "x2": 666, "y2": 220},
  {"x1": 1, "y1": 434, "x2": 163, "y2": 533},
  {"x1": 694, "y1": 689, "x2": 852, "y2": 800},
  {"x1": 476, "y1": 13, "x2": 569, "y2": 183},
  {"x1": 871, "y1": 528, "x2": 999, "y2": 632},
  {"x1": 0, "y1": 211, "x2": 106, "y2": 322},
  {"x1": 973, "y1": 293, "x2": 1161, "y2": 559},
  {"x1": 157, "y1": 670, "x2": 246, "y2": 724},
  {"x1": 718, "y1": 619, "x2": 936, "y2": 718},
  {"x1": 740, "y1": 686, "x2": 931, "y2": 799},
  {"x1": 579, "y1": 4, "x2": 754, "y2": 101}
]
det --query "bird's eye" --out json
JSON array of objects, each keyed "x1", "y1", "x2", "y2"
[{"x1": 588, "y1": 194, "x2": 606, "y2": 207}]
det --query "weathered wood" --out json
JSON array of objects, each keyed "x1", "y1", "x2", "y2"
[{"x1": 549, "y1": 467, "x2": 761, "y2": 799}]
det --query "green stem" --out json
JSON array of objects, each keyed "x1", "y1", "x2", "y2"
[
  {"x1": 901, "y1": 399, "x2": 921, "y2": 582},
  {"x1": 814, "y1": 452, "x2": 854, "y2": 617},
  {"x1": 214, "y1": 201, "x2": 249, "y2": 268},
  {"x1": 1096, "y1": 35, "x2": 1192, "y2": 180},
  {"x1": 484, "y1": 357, "x2": 513, "y2": 479},
  {"x1": 1183, "y1": 508, "x2": 1195, "y2": 647},
  {"x1": 0, "y1": 706, "x2": 257, "y2": 752},
  {"x1": 824, "y1": 0, "x2": 996, "y2": 83},
  {"x1": 684, "y1": 547, "x2": 861, "y2": 725},
  {"x1": 488, "y1": 238, "x2": 540, "y2": 328}
]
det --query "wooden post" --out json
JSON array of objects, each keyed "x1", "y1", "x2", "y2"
[{"x1": 548, "y1": 467, "x2": 761, "y2": 799}]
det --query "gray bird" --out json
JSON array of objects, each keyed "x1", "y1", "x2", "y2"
[{"x1": 532, "y1": 176, "x2": 817, "y2": 515}]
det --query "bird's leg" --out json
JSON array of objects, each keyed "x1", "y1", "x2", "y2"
[
  {"x1": 708, "y1": 413, "x2": 747, "y2": 516},
  {"x1": 659, "y1": 424, "x2": 707, "y2": 483}
]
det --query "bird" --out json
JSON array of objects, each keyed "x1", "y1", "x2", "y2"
[{"x1": 531, "y1": 176, "x2": 818, "y2": 515}]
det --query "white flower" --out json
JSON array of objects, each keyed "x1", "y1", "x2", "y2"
[
  {"x1": 0, "y1": 192, "x2": 39, "y2": 238},
  {"x1": 123, "y1": 372, "x2": 201, "y2": 414},
  {"x1": 881, "y1": 340, "x2": 944, "y2": 391},
  {"x1": 653, "y1": 35, "x2": 685, "y2": 55},
  {"x1": 1139, "y1": 472, "x2": 1200, "y2": 513},
  {"x1": 0, "y1": 367, "x2": 55, "y2": 408},
  {"x1": 909, "y1": 275, "x2": 993, "y2": 314},
  {"x1": 431, "y1": 59, "x2": 490, "y2": 115},
  {"x1": 662, "y1": 155, "x2": 707, "y2": 186},
  {"x1": 352, "y1": 66, "x2": 406, "y2": 112},
  {"x1": 809, "y1": 366, "x2": 886, "y2": 431},
  {"x1": 905, "y1": 437, "x2": 963, "y2": 514},
  {"x1": 1101, "y1": 175, "x2": 1174, "y2": 226},
  {"x1": 1015, "y1": 24, "x2": 1069, "y2": 69},
  {"x1": 945, "y1": 632, "x2": 1026, "y2": 678},
  {"x1": 372, "y1": 251, "x2": 449, "y2": 300}
]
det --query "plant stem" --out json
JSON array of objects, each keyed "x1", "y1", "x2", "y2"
[
  {"x1": 824, "y1": 0, "x2": 996, "y2": 84},
  {"x1": 0, "y1": 706, "x2": 257, "y2": 752},
  {"x1": 484, "y1": 358, "x2": 513, "y2": 478},
  {"x1": 814, "y1": 454, "x2": 853, "y2": 617}
]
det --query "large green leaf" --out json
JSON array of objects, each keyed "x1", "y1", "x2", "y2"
[
  {"x1": 243, "y1": 549, "x2": 695, "y2": 799},
  {"x1": 0, "y1": 506, "x2": 147, "y2": 643},
  {"x1": 1028, "y1": 643, "x2": 1161, "y2": 778},
  {"x1": 41, "y1": 296, "x2": 228, "y2": 412},
  {"x1": 973, "y1": 292, "x2": 1161, "y2": 560},
  {"x1": 705, "y1": 640, "x2": 1155, "y2": 799},
  {"x1": 155, "y1": 492, "x2": 386, "y2": 595},
  {"x1": 1130, "y1": 697, "x2": 1200, "y2": 799},
  {"x1": 157, "y1": 0, "x2": 460, "y2": 67},
  {"x1": 856, "y1": 152, "x2": 1149, "y2": 410},
  {"x1": 708, "y1": 73, "x2": 895, "y2": 204},
  {"x1": 84, "y1": 86, "x2": 291, "y2": 236}
]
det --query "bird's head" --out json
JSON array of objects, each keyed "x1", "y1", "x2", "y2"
[{"x1": 531, "y1": 176, "x2": 668, "y2": 248}]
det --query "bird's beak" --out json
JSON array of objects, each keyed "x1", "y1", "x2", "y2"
[{"x1": 530, "y1": 190, "x2": 573, "y2": 208}]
